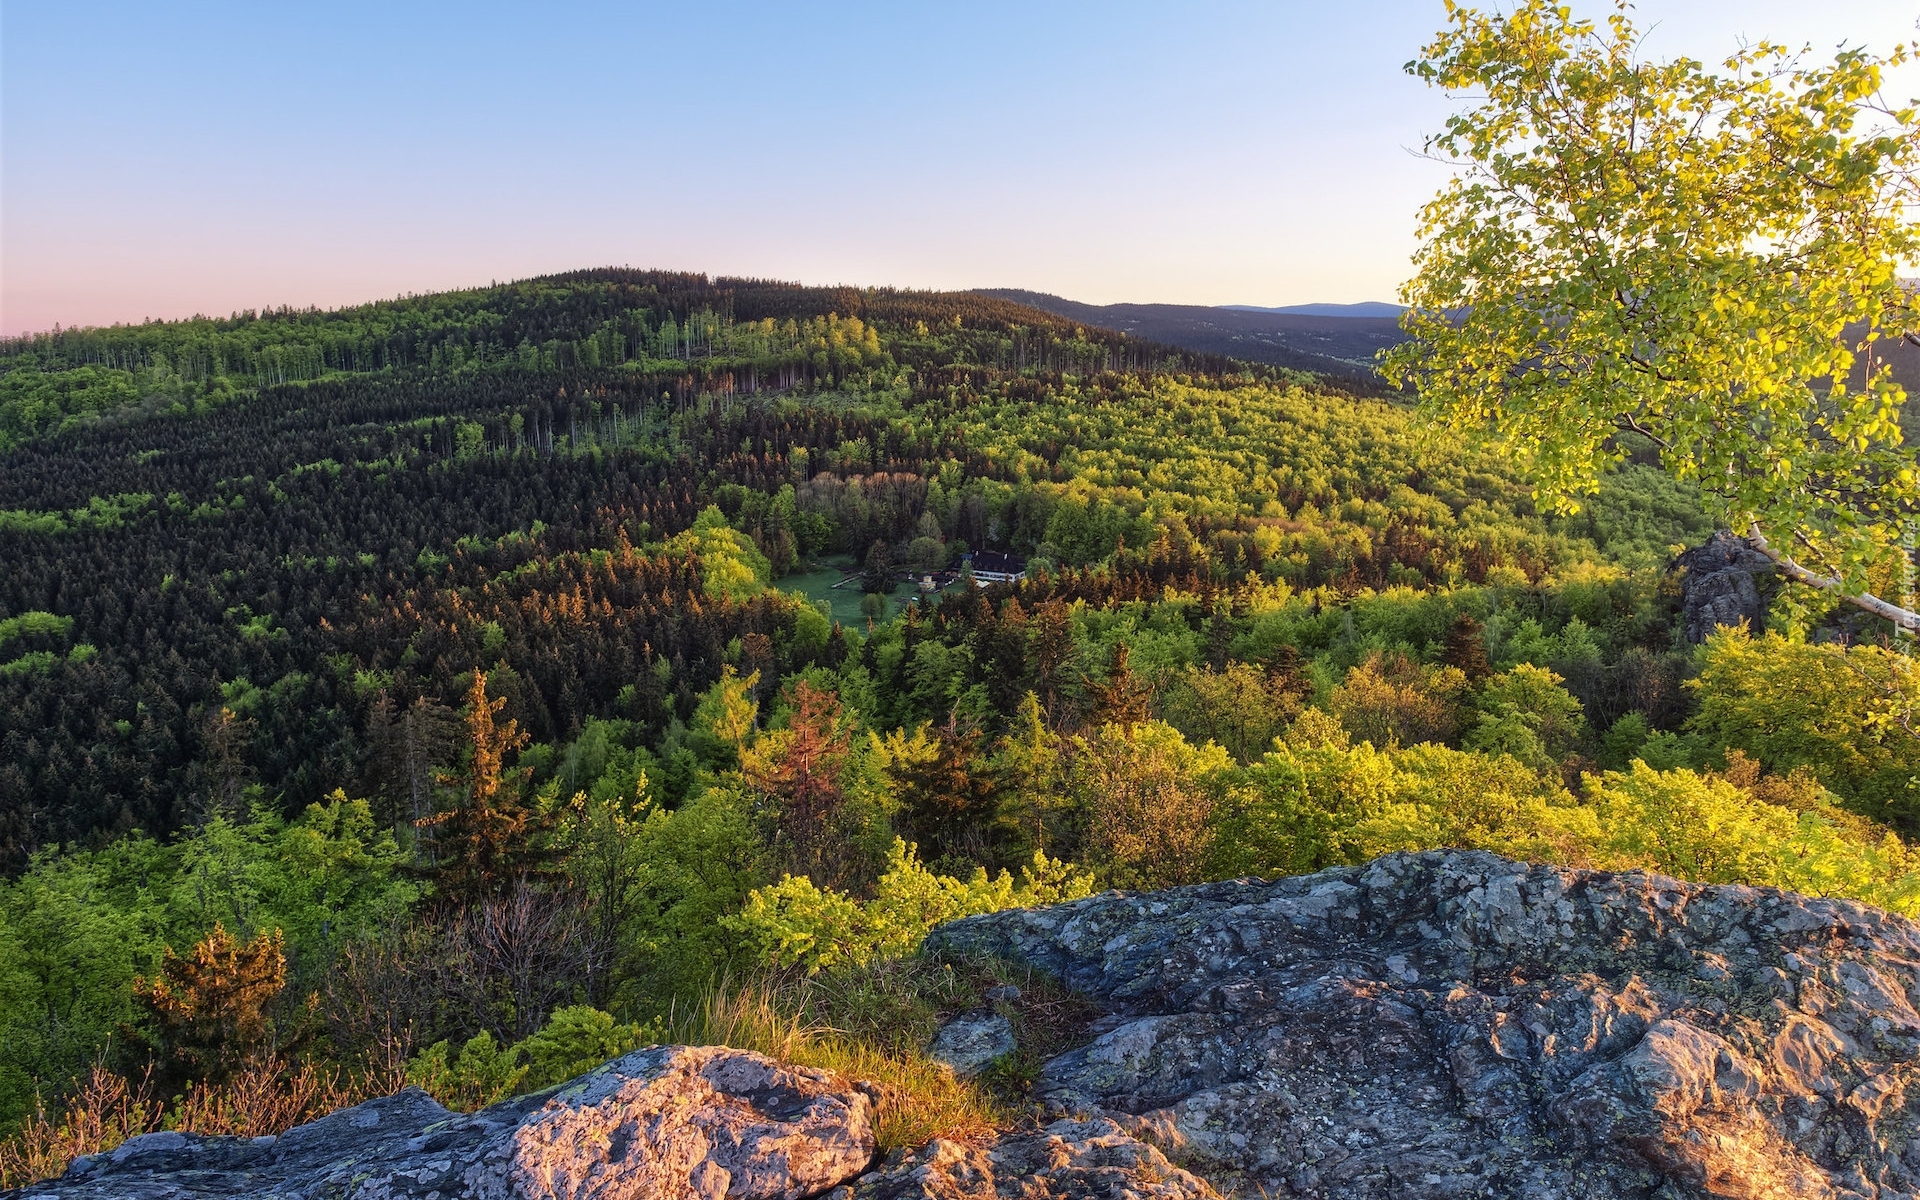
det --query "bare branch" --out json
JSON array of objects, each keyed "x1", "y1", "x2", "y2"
[{"x1": 1612, "y1": 414, "x2": 1672, "y2": 449}]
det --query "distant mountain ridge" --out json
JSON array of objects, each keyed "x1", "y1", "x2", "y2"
[
  {"x1": 973, "y1": 289, "x2": 1404, "y2": 390},
  {"x1": 1222, "y1": 301, "x2": 1406, "y2": 319}
]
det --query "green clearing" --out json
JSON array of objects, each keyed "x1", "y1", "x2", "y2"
[{"x1": 785, "y1": 558, "x2": 893, "y2": 627}]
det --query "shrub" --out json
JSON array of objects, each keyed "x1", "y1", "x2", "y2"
[
  {"x1": 1070, "y1": 720, "x2": 1231, "y2": 889},
  {"x1": 1462, "y1": 664, "x2": 1587, "y2": 770},
  {"x1": 406, "y1": 1031, "x2": 527, "y2": 1112},
  {"x1": 1157, "y1": 662, "x2": 1303, "y2": 766},
  {"x1": 727, "y1": 839, "x2": 1092, "y2": 974},
  {"x1": 1689, "y1": 629, "x2": 1920, "y2": 829},
  {"x1": 164, "y1": 1053, "x2": 352, "y2": 1138},
  {"x1": 1587, "y1": 762, "x2": 1920, "y2": 914},
  {"x1": 516, "y1": 1006, "x2": 661, "y2": 1091},
  {"x1": 0, "y1": 1067, "x2": 162, "y2": 1189},
  {"x1": 1330, "y1": 652, "x2": 1471, "y2": 748},
  {"x1": 403, "y1": 1003, "x2": 661, "y2": 1112},
  {"x1": 134, "y1": 925, "x2": 291, "y2": 1088}
]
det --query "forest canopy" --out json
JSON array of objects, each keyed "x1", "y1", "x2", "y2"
[{"x1": 1, "y1": 267, "x2": 1914, "y2": 1181}]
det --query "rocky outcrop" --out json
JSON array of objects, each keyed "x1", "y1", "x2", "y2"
[
  {"x1": 28, "y1": 850, "x2": 1920, "y2": 1200},
  {"x1": 16, "y1": 1045, "x2": 1197, "y2": 1200},
  {"x1": 925, "y1": 1012, "x2": 1016, "y2": 1079},
  {"x1": 1675, "y1": 531, "x2": 1775, "y2": 642},
  {"x1": 928, "y1": 849, "x2": 1920, "y2": 1199},
  {"x1": 22, "y1": 1045, "x2": 877, "y2": 1200}
]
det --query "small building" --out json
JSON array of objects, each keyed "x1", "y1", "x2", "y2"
[{"x1": 965, "y1": 551, "x2": 1027, "y2": 586}]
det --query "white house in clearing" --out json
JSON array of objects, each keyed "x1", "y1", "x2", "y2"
[{"x1": 966, "y1": 551, "x2": 1027, "y2": 586}]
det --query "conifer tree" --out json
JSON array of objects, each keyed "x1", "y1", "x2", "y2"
[
  {"x1": 416, "y1": 671, "x2": 550, "y2": 903},
  {"x1": 133, "y1": 925, "x2": 289, "y2": 1088}
]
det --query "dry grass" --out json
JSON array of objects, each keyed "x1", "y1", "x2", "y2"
[
  {"x1": 0, "y1": 1066, "x2": 164, "y2": 1188},
  {"x1": 668, "y1": 977, "x2": 1006, "y2": 1150},
  {"x1": 164, "y1": 1053, "x2": 354, "y2": 1138},
  {"x1": 0, "y1": 1040, "x2": 413, "y2": 1188}
]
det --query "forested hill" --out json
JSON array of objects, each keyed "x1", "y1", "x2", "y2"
[
  {"x1": 0, "y1": 266, "x2": 1700, "y2": 867},
  {"x1": 0, "y1": 272, "x2": 1232, "y2": 455}
]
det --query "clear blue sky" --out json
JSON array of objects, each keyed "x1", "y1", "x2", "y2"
[{"x1": 3, "y1": 1, "x2": 1916, "y2": 334}]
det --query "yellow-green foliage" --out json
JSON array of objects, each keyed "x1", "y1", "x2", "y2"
[
  {"x1": 0, "y1": 493, "x2": 154, "y2": 535},
  {"x1": 1586, "y1": 763, "x2": 1920, "y2": 914},
  {"x1": 1462, "y1": 664, "x2": 1587, "y2": 769},
  {"x1": 0, "y1": 366, "x2": 142, "y2": 451},
  {"x1": 1214, "y1": 715, "x2": 1587, "y2": 876},
  {"x1": 667, "y1": 506, "x2": 773, "y2": 601},
  {"x1": 1069, "y1": 720, "x2": 1233, "y2": 889},
  {"x1": 406, "y1": 1031, "x2": 528, "y2": 1112},
  {"x1": 1157, "y1": 661, "x2": 1303, "y2": 766},
  {"x1": 598, "y1": 787, "x2": 770, "y2": 1002},
  {"x1": 517, "y1": 1006, "x2": 662, "y2": 1091},
  {"x1": 0, "y1": 796, "x2": 415, "y2": 1129},
  {"x1": 1388, "y1": 1, "x2": 1920, "y2": 597},
  {"x1": 728, "y1": 839, "x2": 1093, "y2": 973},
  {"x1": 1214, "y1": 716, "x2": 1920, "y2": 916},
  {"x1": 1690, "y1": 629, "x2": 1920, "y2": 827},
  {"x1": 0, "y1": 613, "x2": 72, "y2": 647},
  {"x1": 1329, "y1": 653, "x2": 1472, "y2": 748},
  {"x1": 406, "y1": 1005, "x2": 662, "y2": 1111},
  {"x1": 944, "y1": 375, "x2": 1586, "y2": 580}
]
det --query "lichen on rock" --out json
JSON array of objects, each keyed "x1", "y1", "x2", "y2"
[
  {"x1": 838, "y1": 1117, "x2": 1218, "y2": 1200},
  {"x1": 926, "y1": 1012, "x2": 1016, "y2": 1079}
]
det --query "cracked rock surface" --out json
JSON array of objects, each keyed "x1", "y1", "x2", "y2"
[
  {"x1": 837, "y1": 1117, "x2": 1218, "y2": 1199},
  {"x1": 18, "y1": 1045, "x2": 875, "y2": 1200},
  {"x1": 24, "y1": 849, "x2": 1920, "y2": 1200},
  {"x1": 927, "y1": 849, "x2": 1920, "y2": 1199}
]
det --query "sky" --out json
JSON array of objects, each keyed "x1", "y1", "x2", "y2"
[{"x1": 4, "y1": 1, "x2": 1918, "y2": 335}]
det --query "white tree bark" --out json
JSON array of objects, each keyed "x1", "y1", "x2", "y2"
[{"x1": 1745, "y1": 524, "x2": 1920, "y2": 635}]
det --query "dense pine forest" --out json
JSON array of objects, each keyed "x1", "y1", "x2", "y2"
[{"x1": 3, "y1": 268, "x2": 1917, "y2": 1179}]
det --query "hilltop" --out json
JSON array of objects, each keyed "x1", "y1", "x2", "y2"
[
  {"x1": 1221, "y1": 300, "x2": 1407, "y2": 318},
  {"x1": 0, "y1": 268, "x2": 1654, "y2": 860}
]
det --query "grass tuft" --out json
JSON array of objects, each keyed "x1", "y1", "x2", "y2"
[{"x1": 668, "y1": 973, "x2": 1006, "y2": 1150}]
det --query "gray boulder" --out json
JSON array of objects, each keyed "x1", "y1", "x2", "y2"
[
  {"x1": 928, "y1": 849, "x2": 1920, "y2": 1199},
  {"x1": 1675, "y1": 531, "x2": 1775, "y2": 642},
  {"x1": 21, "y1": 1045, "x2": 876, "y2": 1200},
  {"x1": 926, "y1": 1012, "x2": 1016, "y2": 1078}
]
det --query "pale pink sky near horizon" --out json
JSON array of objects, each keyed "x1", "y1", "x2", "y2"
[{"x1": 4, "y1": 1, "x2": 1917, "y2": 337}]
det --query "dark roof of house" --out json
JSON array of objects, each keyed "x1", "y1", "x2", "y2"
[{"x1": 968, "y1": 551, "x2": 1027, "y2": 574}]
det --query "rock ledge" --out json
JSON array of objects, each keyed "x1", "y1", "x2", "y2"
[
  {"x1": 24, "y1": 849, "x2": 1920, "y2": 1200},
  {"x1": 930, "y1": 848, "x2": 1920, "y2": 1199}
]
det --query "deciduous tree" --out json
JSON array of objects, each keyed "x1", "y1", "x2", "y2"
[{"x1": 1387, "y1": 1, "x2": 1920, "y2": 629}]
